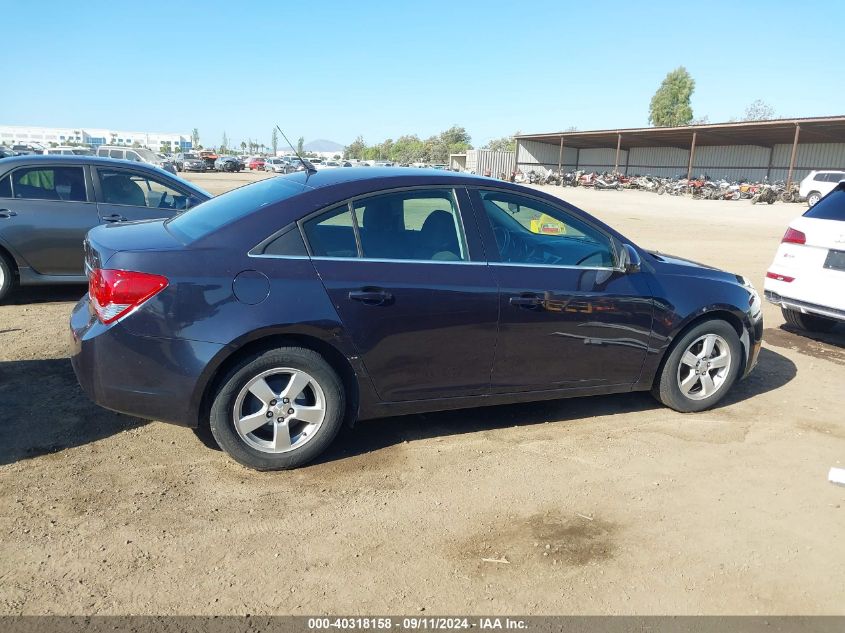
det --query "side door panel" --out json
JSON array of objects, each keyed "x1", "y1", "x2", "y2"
[
  {"x1": 467, "y1": 187, "x2": 653, "y2": 393},
  {"x1": 0, "y1": 164, "x2": 99, "y2": 276},
  {"x1": 306, "y1": 187, "x2": 499, "y2": 402}
]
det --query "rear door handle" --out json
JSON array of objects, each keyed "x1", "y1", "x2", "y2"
[
  {"x1": 0, "y1": 209, "x2": 17, "y2": 218},
  {"x1": 509, "y1": 294, "x2": 543, "y2": 309},
  {"x1": 102, "y1": 214, "x2": 127, "y2": 223},
  {"x1": 348, "y1": 289, "x2": 393, "y2": 305}
]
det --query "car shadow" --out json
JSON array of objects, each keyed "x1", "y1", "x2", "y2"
[
  {"x1": 315, "y1": 346, "x2": 797, "y2": 466},
  {"x1": 6, "y1": 285, "x2": 87, "y2": 305},
  {"x1": 0, "y1": 358, "x2": 146, "y2": 466}
]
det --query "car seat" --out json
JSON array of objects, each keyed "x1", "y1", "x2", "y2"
[
  {"x1": 418, "y1": 210, "x2": 461, "y2": 260},
  {"x1": 102, "y1": 175, "x2": 146, "y2": 206}
]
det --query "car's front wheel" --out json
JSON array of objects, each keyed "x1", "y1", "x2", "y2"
[
  {"x1": 782, "y1": 307, "x2": 837, "y2": 333},
  {"x1": 807, "y1": 191, "x2": 822, "y2": 207},
  {"x1": 209, "y1": 347, "x2": 346, "y2": 470},
  {"x1": 653, "y1": 320, "x2": 742, "y2": 413}
]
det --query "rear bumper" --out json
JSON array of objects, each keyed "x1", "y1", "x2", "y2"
[
  {"x1": 69, "y1": 295, "x2": 225, "y2": 427},
  {"x1": 765, "y1": 290, "x2": 845, "y2": 323}
]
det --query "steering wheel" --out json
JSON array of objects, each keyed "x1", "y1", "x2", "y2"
[
  {"x1": 575, "y1": 251, "x2": 604, "y2": 267},
  {"x1": 492, "y1": 226, "x2": 511, "y2": 256}
]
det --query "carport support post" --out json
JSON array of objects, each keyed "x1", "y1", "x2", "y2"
[
  {"x1": 686, "y1": 131, "x2": 697, "y2": 182},
  {"x1": 557, "y1": 136, "x2": 564, "y2": 174},
  {"x1": 614, "y1": 133, "x2": 622, "y2": 174},
  {"x1": 514, "y1": 139, "x2": 520, "y2": 178},
  {"x1": 786, "y1": 124, "x2": 801, "y2": 189}
]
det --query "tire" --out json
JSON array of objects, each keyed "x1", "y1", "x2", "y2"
[
  {"x1": 209, "y1": 347, "x2": 346, "y2": 470},
  {"x1": 652, "y1": 320, "x2": 742, "y2": 413},
  {"x1": 657, "y1": 186, "x2": 666, "y2": 195},
  {"x1": 782, "y1": 307, "x2": 837, "y2": 333},
  {"x1": 807, "y1": 191, "x2": 821, "y2": 207},
  {"x1": 0, "y1": 252, "x2": 15, "y2": 303}
]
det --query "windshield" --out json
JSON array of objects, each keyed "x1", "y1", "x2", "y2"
[
  {"x1": 183, "y1": 153, "x2": 198, "y2": 159},
  {"x1": 166, "y1": 177, "x2": 305, "y2": 242},
  {"x1": 135, "y1": 148, "x2": 160, "y2": 162}
]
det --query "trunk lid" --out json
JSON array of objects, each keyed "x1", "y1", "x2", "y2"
[{"x1": 85, "y1": 219, "x2": 183, "y2": 270}]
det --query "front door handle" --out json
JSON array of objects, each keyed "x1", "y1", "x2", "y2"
[
  {"x1": 103, "y1": 214, "x2": 127, "y2": 223},
  {"x1": 509, "y1": 294, "x2": 544, "y2": 309},
  {"x1": 0, "y1": 209, "x2": 17, "y2": 219},
  {"x1": 349, "y1": 289, "x2": 393, "y2": 305}
]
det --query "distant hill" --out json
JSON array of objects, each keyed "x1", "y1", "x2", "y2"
[{"x1": 304, "y1": 139, "x2": 344, "y2": 152}]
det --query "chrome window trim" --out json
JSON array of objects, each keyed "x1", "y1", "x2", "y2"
[{"x1": 491, "y1": 262, "x2": 617, "y2": 272}]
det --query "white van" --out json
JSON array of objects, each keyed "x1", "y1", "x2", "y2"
[
  {"x1": 96, "y1": 145, "x2": 176, "y2": 174},
  {"x1": 43, "y1": 146, "x2": 95, "y2": 156},
  {"x1": 799, "y1": 170, "x2": 845, "y2": 207}
]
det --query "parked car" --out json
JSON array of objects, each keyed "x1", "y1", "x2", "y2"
[
  {"x1": 70, "y1": 168, "x2": 762, "y2": 470},
  {"x1": 11, "y1": 145, "x2": 41, "y2": 155},
  {"x1": 96, "y1": 146, "x2": 177, "y2": 174},
  {"x1": 765, "y1": 181, "x2": 845, "y2": 332},
  {"x1": 0, "y1": 146, "x2": 18, "y2": 159},
  {"x1": 264, "y1": 158, "x2": 295, "y2": 174},
  {"x1": 799, "y1": 170, "x2": 845, "y2": 207},
  {"x1": 174, "y1": 153, "x2": 199, "y2": 171},
  {"x1": 43, "y1": 146, "x2": 95, "y2": 156},
  {"x1": 215, "y1": 156, "x2": 243, "y2": 172},
  {"x1": 180, "y1": 153, "x2": 208, "y2": 172},
  {"x1": 0, "y1": 155, "x2": 210, "y2": 301},
  {"x1": 248, "y1": 157, "x2": 266, "y2": 171}
]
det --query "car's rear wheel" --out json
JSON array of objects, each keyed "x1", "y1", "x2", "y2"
[
  {"x1": 807, "y1": 191, "x2": 822, "y2": 207},
  {"x1": 0, "y1": 252, "x2": 15, "y2": 302},
  {"x1": 782, "y1": 307, "x2": 837, "y2": 333},
  {"x1": 653, "y1": 320, "x2": 742, "y2": 413},
  {"x1": 209, "y1": 347, "x2": 345, "y2": 470}
]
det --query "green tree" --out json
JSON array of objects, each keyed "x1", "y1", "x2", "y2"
[
  {"x1": 439, "y1": 125, "x2": 471, "y2": 147},
  {"x1": 221, "y1": 131, "x2": 229, "y2": 153},
  {"x1": 483, "y1": 132, "x2": 519, "y2": 152},
  {"x1": 271, "y1": 128, "x2": 279, "y2": 155},
  {"x1": 742, "y1": 99, "x2": 776, "y2": 121},
  {"x1": 296, "y1": 136, "x2": 305, "y2": 155},
  {"x1": 191, "y1": 128, "x2": 200, "y2": 149},
  {"x1": 345, "y1": 135, "x2": 366, "y2": 159},
  {"x1": 240, "y1": 141, "x2": 247, "y2": 153},
  {"x1": 648, "y1": 66, "x2": 695, "y2": 127}
]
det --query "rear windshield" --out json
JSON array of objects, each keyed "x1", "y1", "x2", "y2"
[
  {"x1": 166, "y1": 177, "x2": 305, "y2": 242},
  {"x1": 804, "y1": 185, "x2": 845, "y2": 221}
]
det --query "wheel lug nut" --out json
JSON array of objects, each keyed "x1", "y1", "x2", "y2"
[
  {"x1": 270, "y1": 399, "x2": 277, "y2": 406},
  {"x1": 277, "y1": 417, "x2": 283, "y2": 423},
  {"x1": 288, "y1": 408, "x2": 295, "y2": 415},
  {"x1": 265, "y1": 411, "x2": 273, "y2": 418},
  {"x1": 282, "y1": 398, "x2": 289, "y2": 404}
]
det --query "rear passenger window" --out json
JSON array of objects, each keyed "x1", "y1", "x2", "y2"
[
  {"x1": 10, "y1": 167, "x2": 87, "y2": 202},
  {"x1": 352, "y1": 189, "x2": 467, "y2": 261},
  {"x1": 814, "y1": 173, "x2": 828, "y2": 182},
  {"x1": 263, "y1": 227, "x2": 308, "y2": 256},
  {"x1": 302, "y1": 204, "x2": 357, "y2": 258},
  {"x1": 109, "y1": 149, "x2": 123, "y2": 159},
  {"x1": 0, "y1": 175, "x2": 10, "y2": 198}
]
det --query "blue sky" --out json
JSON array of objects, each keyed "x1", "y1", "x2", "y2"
[{"x1": 2, "y1": 0, "x2": 843, "y2": 148}]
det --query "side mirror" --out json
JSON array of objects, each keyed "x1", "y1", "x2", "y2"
[
  {"x1": 618, "y1": 243, "x2": 641, "y2": 274},
  {"x1": 507, "y1": 202, "x2": 519, "y2": 214}
]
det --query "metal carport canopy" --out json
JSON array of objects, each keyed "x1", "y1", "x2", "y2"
[{"x1": 515, "y1": 116, "x2": 845, "y2": 149}]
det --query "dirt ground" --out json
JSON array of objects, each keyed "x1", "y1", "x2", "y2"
[{"x1": 1, "y1": 171, "x2": 843, "y2": 615}]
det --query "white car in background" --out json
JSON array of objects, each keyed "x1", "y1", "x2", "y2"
[
  {"x1": 799, "y1": 170, "x2": 845, "y2": 207},
  {"x1": 765, "y1": 182, "x2": 845, "y2": 332}
]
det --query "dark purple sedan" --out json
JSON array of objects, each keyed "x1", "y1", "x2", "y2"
[{"x1": 70, "y1": 168, "x2": 762, "y2": 470}]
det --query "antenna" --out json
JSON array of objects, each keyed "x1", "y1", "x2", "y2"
[{"x1": 275, "y1": 125, "x2": 316, "y2": 174}]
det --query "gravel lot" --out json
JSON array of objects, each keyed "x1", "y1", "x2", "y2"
[{"x1": 1, "y1": 171, "x2": 843, "y2": 615}]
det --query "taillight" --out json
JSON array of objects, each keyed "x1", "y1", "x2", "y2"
[
  {"x1": 766, "y1": 271, "x2": 795, "y2": 283},
  {"x1": 781, "y1": 227, "x2": 806, "y2": 245},
  {"x1": 89, "y1": 268, "x2": 168, "y2": 324}
]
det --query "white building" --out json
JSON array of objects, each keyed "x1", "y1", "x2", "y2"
[{"x1": 0, "y1": 125, "x2": 192, "y2": 152}]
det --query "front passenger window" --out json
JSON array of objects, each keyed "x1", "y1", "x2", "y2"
[
  {"x1": 99, "y1": 170, "x2": 190, "y2": 209},
  {"x1": 479, "y1": 190, "x2": 615, "y2": 268}
]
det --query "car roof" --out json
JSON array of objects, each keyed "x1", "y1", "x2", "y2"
[
  {"x1": 280, "y1": 166, "x2": 483, "y2": 189},
  {"x1": 0, "y1": 154, "x2": 165, "y2": 170}
]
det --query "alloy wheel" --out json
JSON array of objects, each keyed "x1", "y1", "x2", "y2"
[
  {"x1": 233, "y1": 368, "x2": 326, "y2": 453},
  {"x1": 676, "y1": 334, "x2": 732, "y2": 401}
]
